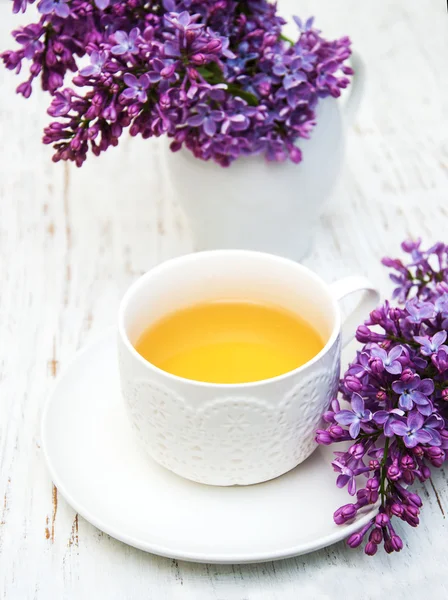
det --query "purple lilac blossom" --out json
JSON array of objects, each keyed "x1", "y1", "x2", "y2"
[
  {"x1": 2, "y1": 0, "x2": 353, "y2": 166},
  {"x1": 13, "y1": 0, "x2": 29, "y2": 13},
  {"x1": 317, "y1": 240, "x2": 448, "y2": 556},
  {"x1": 79, "y1": 51, "x2": 108, "y2": 78},
  {"x1": 370, "y1": 345, "x2": 403, "y2": 375},
  {"x1": 414, "y1": 331, "x2": 448, "y2": 356},
  {"x1": 405, "y1": 298, "x2": 435, "y2": 323},
  {"x1": 373, "y1": 408, "x2": 405, "y2": 437},
  {"x1": 38, "y1": 0, "x2": 70, "y2": 18},
  {"x1": 334, "y1": 393, "x2": 372, "y2": 439},
  {"x1": 389, "y1": 412, "x2": 433, "y2": 448},
  {"x1": 391, "y1": 375, "x2": 434, "y2": 415},
  {"x1": 111, "y1": 29, "x2": 140, "y2": 56},
  {"x1": 122, "y1": 73, "x2": 151, "y2": 103}
]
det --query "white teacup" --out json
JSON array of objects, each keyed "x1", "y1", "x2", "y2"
[{"x1": 118, "y1": 251, "x2": 379, "y2": 486}]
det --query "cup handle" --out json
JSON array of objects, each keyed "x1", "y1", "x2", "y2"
[
  {"x1": 342, "y1": 51, "x2": 365, "y2": 127},
  {"x1": 330, "y1": 276, "x2": 380, "y2": 348}
]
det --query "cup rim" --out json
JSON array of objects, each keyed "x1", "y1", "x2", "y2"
[{"x1": 118, "y1": 250, "x2": 341, "y2": 389}]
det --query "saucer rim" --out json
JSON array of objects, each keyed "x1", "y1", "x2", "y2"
[{"x1": 41, "y1": 330, "x2": 377, "y2": 564}]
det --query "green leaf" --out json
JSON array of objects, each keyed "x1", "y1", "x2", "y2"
[
  {"x1": 196, "y1": 64, "x2": 258, "y2": 106},
  {"x1": 227, "y1": 85, "x2": 259, "y2": 106}
]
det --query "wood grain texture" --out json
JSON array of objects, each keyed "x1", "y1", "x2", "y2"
[{"x1": 1, "y1": 0, "x2": 448, "y2": 598}]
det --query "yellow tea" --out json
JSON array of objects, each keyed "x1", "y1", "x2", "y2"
[{"x1": 134, "y1": 301, "x2": 324, "y2": 384}]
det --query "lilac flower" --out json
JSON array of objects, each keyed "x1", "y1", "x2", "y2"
[
  {"x1": 333, "y1": 461, "x2": 357, "y2": 496},
  {"x1": 12, "y1": 0, "x2": 28, "y2": 13},
  {"x1": 389, "y1": 412, "x2": 433, "y2": 448},
  {"x1": 3, "y1": 0, "x2": 353, "y2": 165},
  {"x1": 323, "y1": 399, "x2": 341, "y2": 423},
  {"x1": 392, "y1": 375, "x2": 434, "y2": 416},
  {"x1": 432, "y1": 347, "x2": 448, "y2": 373},
  {"x1": 221, "y1": 98, "x2": 254, "y2": 134},
  {"x1": 422, "y1": 414, "x2": 444, "y2": 446},
  {"x1": 111, "y1": 29, "x2": 140, "y2": 56},
  {"x1": 122, "y1": 74, "x2": 150, "y2": 103},
  {"x1": 387, "y1": 459, "x2": 402, "y2": 481},
  {"x1": 164, "y1": 11, "x2": 202, "y2": 32},
  {"x1": 334, "y1": 503, "x2": 357, "y2": 524},
  {"x1": 187, "y1": 104, "x2": 224, "y2": 136},
  {"x1": 414, "y1": 331, "x2": 448, "y2": 356},
  {"x1": 332, "y1": 457, "x2": 370, "y2": 496},
  {"x1": 387, "y1": 241, "x2": 448, "y2": 302},
  {"x1": 219, "y1": 37, "x2": 236, "y2": 60},
  {"x1": 148, "y1": 59, "x2": 177, "y2": 84},
  {"x1": 316, "y1": 58, "x2": 348, "y2": 97},
  {"x1": 344, "y1": 375, "x2": 363, "y2": 393},
  {"x1": 273, "y1": 56, "x2": 306, "y2": 84},
  {"x1": 14, "y1": 25, "x2": 44, "y2": 60},
  {"x1": 373, "y1": 408, "x2": 404, "y2": 437},
  {"x1": 38, "y1": 0, "x2": 70, "y2": 18},
  {"x1": 162, "y1": 38, "x2": 182, "y2": 59},
  {"x1": 388, "y1": 272, "x2": 413, "y2": 303},
  {"x1": 402, "y1": 238, "x2": 424, "y2": 262},
  {"x1": 435, "y1": 294, "x2": 448, "y2": 319},
  {"x1": 405, "y1": 298, "x2": 435, "y2": 323},
  {"x1": 347, "y1": 522, "x2": 372, "y2": 548},
  {"x1": 426, "y1": 446, "x2": 445, "y2": 467},
  {"x1": 315, "y1": 429, "x2": 333, "y2": 445},
  {"x1": 315, "y1": 240, "x2": 448, "y2": 555},
  {"x1": 48, "y1": 89, "x2": 74, "y2": 117},
  {"x1": 334, "y1": 393, "x2": 372, "y2": 439},
  {"x1": 274, "y1": 57, "x2": 309, "y2": 108},
  {"x1": 346, "y1": 352, "x2": 370, "y2": 378},
  {"x1": 293, "y1": 16, "x2": 315, "y2": 33},
  {"x1": 79, "y1": 51, "x2": 108, "y2": 78},
  {"x1": 370, "y1": 345, "x2": 403, "y2": 375}
]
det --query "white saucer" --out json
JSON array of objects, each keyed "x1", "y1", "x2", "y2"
[{"x1": 42, "y1": 330, "x2": 376, "y2": 564}]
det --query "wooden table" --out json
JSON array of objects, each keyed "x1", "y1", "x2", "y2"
[{"x1": 1, "y1": 1, "x2": 448, "y2": 597}]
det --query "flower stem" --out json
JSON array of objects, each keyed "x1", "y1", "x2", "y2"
[
  {"x1": 379, "y1": 437, "x2": 390, "y2": 505},
  {"x1": 279, "y1": 33, "x2": 294, "y2": 45}
]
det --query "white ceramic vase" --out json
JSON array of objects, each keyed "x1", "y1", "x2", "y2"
[{"x1": 164, "y1": 54, "x2": 364, "y2": 261}]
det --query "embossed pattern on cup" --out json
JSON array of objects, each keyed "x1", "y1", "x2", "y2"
[{"x1": 119, "y1": 335, "x2": 341, "y2": 486}]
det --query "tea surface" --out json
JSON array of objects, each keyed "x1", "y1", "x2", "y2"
[{"x1": 135, "y1": 301, "x2": 324, "y2": 384}]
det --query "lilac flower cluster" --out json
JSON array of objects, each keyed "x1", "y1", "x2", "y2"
[
  {"x1": 2, "y1": 0, "x2": 352, "y2": 167},
  {"x1": 317, "y1": 239, "x2": 448, "y2": 555}
]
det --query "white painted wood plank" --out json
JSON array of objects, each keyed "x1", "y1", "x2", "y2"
[{"x1": 1, "y1": 0, "x2": 448, "y2": 598}]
